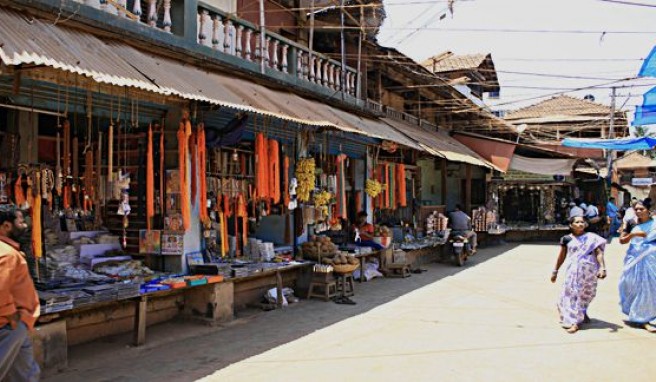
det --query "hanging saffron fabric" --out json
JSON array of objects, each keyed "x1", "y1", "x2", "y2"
[
  {"x1": 388, "y1": 164, "x2": 395, "y2": 208},
  {"x1": 255, "y1": 133, "x2": 270, "y2": 200},
  {"x1": 283, "y1": 156, "x2": 290, "y2": 208},
  {"x1": 62, "y1": 184, "x2": 70, "y2": 209},
  {"x1": 336, "y1": 154, "x2": 347, "y2": 219},
  {"x1": 397, "y1": 164, "x2": 407, "y2": 207},
  {"x1": 14, "y1": 175, "x2": 25, "y2": 206},
  {"x1": 355, "y1": 191, "x2": 362, "y2": 213},
  {"x1": 198, "y1": 124, "x2": 209, "y2": 225},
  {"x1": 159, "y1": 129, "x2": 165, "y2": 216},
  {"x1": 384, "y1": 163, "x2": 390, "y2": 209},
  {"x1": 32, "y1": 175, "x2": 42, "y2": 259},
  {"x1": 178, "y1": 120, "x2": 191, "y2": 231},
  {"x1": 237, "y1": 193, "x2": 248, "y2": 246},
  {"x1": 223, "y1": 194, "x2": 232, "y2": 218},
  {"x1": 84, "y1": 149, "x2": 94, "y2": 208},
  {"x1": 268, "y1": 139, "x2": 280, "y2": 204},
  {"x1": 190, "y1": 130, "x2": 198, "y2": 207},
  {"x1": 219, "y1": 212, "x2": 226, "y2": 257},
  {"x1": 146, "y1": 124, "x2": 155, "y2": 230}
]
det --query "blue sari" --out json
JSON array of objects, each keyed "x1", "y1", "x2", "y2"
[{"x1": 619, "y1": 219, "x2": 656, "y2": 325}]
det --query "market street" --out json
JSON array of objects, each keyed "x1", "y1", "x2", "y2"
[
  {"x1": 199, "y1": 241, "x2": 655, "y2": 382},
  {"x1": 44, "y1": 241, "x2": 655, "y2": 382}
]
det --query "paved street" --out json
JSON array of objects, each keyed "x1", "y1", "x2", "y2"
[
  {"x1": 45, "y1": 241, "x2": 655, "y2": 382},
  {"x1": 200, "y1": 241, "x2": 654, "y2": 382}
]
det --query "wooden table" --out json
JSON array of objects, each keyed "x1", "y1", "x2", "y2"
[{"x1": 228, "y1": 262, "x2": 313, "y2": 308}]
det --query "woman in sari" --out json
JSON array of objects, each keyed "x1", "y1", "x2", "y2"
[
  {"x1": 551, "y1": 216, "x2": 607, "y2": 333},
  {"x1": 618, "y1": 199, "x2": 656, "y2": 333}
]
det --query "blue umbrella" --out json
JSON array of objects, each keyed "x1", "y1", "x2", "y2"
[{"x1": 633, "y1": 47, "x2": 656, "y2": 126}]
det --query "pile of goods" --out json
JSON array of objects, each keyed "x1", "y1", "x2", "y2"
[
  {"x1": 295, "y1": 157, "x2": 316, "y2": 202},
  {"x1": 365, "y1": 179, "x2": 382, "y2": 198},
  {"x1": 426, "y1": 211, "x2": 448, "y2": 234},
  {"x1": 472, "y1": 207, "x2": 497, "y2": 231},
  {"x1": 374, "y1": 225, "x2": 391, "y2": 237},
  {"x1": 94, "y1": 260, "x2": 155, "y2": 279},
  {"x1": 320, "y1": 252, "x2": 359, "y2": 267},
  {"x1": 300, "y1": 236, "x2": 340, "y2": 261}
]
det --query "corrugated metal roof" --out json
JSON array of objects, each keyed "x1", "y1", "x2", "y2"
[
  {"x1": 421, "y1": 53, "x2": 490, "y2": 73},
  {"x1": 382, "y1": 118, "x2": 498, "y2": 170}
]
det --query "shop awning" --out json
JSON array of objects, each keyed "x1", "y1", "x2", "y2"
[
  {"x1": 451, "y1": 132, "x2": 516, "y2": 172},
  {"x1": 562, "y1": 137, "x2": 656, "y2": 151},
  {"x1": 0, "y1": 7, "x2": 425, "y2": 152},
  {"x1": 381, "y1": 118, "x2": 498, "y2": 170},
  {"x1": 509, "y1": 155, "x2": 576, "y2": 176}
]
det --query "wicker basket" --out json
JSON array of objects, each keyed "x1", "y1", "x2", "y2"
[{"x1": 332, "y1": 263, "x2": 359, "y2": 274}]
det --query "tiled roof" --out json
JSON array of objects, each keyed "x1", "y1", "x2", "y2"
[
  {"x1": 615, "y1": 151, "x2": 656, "y2": 169},
  {"x1": 505, "y1": 95, "x2": 613, "y2": 120},
  {"x1": 421, "y1": 53, "x2": 490, "y2": 73}
]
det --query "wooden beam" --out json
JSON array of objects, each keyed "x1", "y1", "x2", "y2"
[{"x1": 465, "y1": 164, "x2": 472, "y2": 212}]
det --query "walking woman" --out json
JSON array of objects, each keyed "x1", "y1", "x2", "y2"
[
  {"x1": 551, "y1": 216, "x2": 607, "y2": 333},
  {"x1": 618, "y1": 199, "x2": 656, "y2": 332}
]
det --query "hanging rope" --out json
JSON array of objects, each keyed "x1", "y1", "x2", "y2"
[{"x1": 146, "y1": 124, "x2": 155, "y2": 230}]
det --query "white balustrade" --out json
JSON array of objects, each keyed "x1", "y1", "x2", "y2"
[
  {"x1": 212, "y1": 15, "x2": 224, "y2": 51},
  {"x1": 224, "y1": 20, "x2": 234, "y2": 54},
  {"x1": 244, "y1": 29, "x2": 253, "y2": 61},
  {"x1": 335, "y1": 68, "x2": 342, "y2": 91},
  {"x1": 236, "y1": 25, "x2": 244, "y2": 57},
  {"x1": 328, "y1": 64, "x2": 335, "y2": 89},
  {"x1": 147, "y1": 0, "x2": 157, "y2": 27},
  {"x1": 271, "y1": 40, "x2": 280, "y2": 70},
  {"x1": 322, "y1": 61, "x2": 329, "y2": 86},
  {"x1": 163, "y1": 0, "x2": 172, "y2": 33},
  {"x1": 264, "y1": 36, "x2": 271, "y2": 66},
  {"x1": 315, "y1": 58, "x2": 322, "y2": 84},
  {"x1": 281, "y1": 44, "x2": 289, "y2": 73},
  {"x1": 309, "y1": 55, "x2": 316, "y2": 82},
  {"x1": 255, "y1": 35, "x2": 262, "y2": 62},
  {"x1": 198, "y1": 10, "x2": 209, "y2": 46},
  {"x1": 132, "y1": 0, "x2": 142, "y2": 18},
  {"x1": 296, "y1": 50, "x2": 303, "y2": 78}
]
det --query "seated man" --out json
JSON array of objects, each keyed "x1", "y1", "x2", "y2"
[
  {"x1": 449, "y1": 204, "x2": 477, "y2": 253},
  {"x1": 353, "y1": 211, "x2": 383, "y2": 250}
]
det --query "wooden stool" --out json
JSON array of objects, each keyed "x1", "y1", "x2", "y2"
[
  {"x1": 335, "y1": 273, "x2": 355, "y2": 297},
  {"x1": 387, "y1": 263, "x2": 411, "y2": 278},
  {"x1": 307, "y1": 274, "x2": 337, "y2": 302}
]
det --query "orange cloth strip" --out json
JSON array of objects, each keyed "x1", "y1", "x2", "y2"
[
  {"x1": 268, "y1": 139, "x2": 280, "y2": 204},
  {"x1": 146, "y1": 124, "x2": 155, "y2": 230}
]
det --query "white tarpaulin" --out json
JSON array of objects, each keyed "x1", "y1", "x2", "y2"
[{"x1": 509, "y1": 155, "x2": 577, "y2": 175}]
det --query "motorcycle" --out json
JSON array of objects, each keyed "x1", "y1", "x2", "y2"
[{"x1": 449, "y1": 231, "x2": 473, "y2": 267}]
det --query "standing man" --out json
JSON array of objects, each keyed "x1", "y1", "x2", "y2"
[
  {"x1": 0, "y1": 210, "x2": 40, "y2": 382},
  {"x1": 568, "y1": 200, "x2": 584, "y2": 219},
  {"x1": 449, "y1": 204, "x2": 477, "y2": 254},
  {"x1": 606, "y1": 197, "x2": 620, "y2": 238}
]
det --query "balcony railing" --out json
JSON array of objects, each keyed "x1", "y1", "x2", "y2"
[
  {"x1": 197, "y1": 3, "x2": 358, "y2": 96},
  {"x1": 76, "y1": 1, "x2": 358, "y2": 97}
]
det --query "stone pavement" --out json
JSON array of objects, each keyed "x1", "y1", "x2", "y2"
[
  {"x1": 44, "y1": 242, "x2": 655, "y2": 381},
  {"x1": 199, "y1": 241, "x2": 654, "y2": 382}
]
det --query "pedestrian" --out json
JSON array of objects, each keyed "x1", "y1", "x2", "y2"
[
  {"x1": 585, "y1": 202, "x2": 601, "y2": 233},
  {"x1": 621, "y1": 198, "x2": 639, "y2": 234},
  {"x1": 618, "y1": 199, "x2": 656, "y2": 333},
  {"x1": 568, "y1": 199, "x2": 584, "y2": 219},
  {"x1": 551, "y1": 216, "x2": 607, "y2": 333},
  {"x1": 0, "y1": 210, "x2": 40, "y2": 381},
  {"x1": 606, "y1": 197, "x2": 620, "y2": 238}
]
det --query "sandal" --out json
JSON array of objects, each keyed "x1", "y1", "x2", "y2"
[
  {"x1": 566, "y1": 324, "x2": 579, "y2": 334},
  {"x1": 644, "y1": 323, "x2": 656, "y2": 333}
]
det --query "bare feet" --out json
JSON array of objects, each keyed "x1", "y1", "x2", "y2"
[
  {"x1": 644, "y1": 324, "x2": 656, "y2": 333},
  {"x1": 566, "y1": 324, "x2": 579, "y2": 333}
]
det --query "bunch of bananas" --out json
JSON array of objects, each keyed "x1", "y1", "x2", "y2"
[
  {"x1": 313, "y1": 190, "x2": 332, "y2": 206},
  {"x1": 296, "y1": 157, "x2": 316, "y2": 202},
  {"x1": 365, "y1": 179, "x2": 382, "y2": 198}
]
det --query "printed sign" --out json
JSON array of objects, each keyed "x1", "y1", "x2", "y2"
[
  {"x1": 631, "y1": 177, "x2": 653, "y2": 186},
  {"x1": 139, "y1": 230, "x2": 161, "y2": 255},
  {"x1": 161, "y1": 231, "x2": 184, "y2": 255}
]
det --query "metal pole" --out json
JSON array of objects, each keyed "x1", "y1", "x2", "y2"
[
  {"x1": 309, "y1": 0, "x2": 315, "y2": 69},
  {"x1": 356, "y1": 5, "x2": 363, "y2": 100},
  {"x1": 259, "y1": 0, "x2": 266, "y2": 74},
  {"x1": 340, "y1": 0, "x2": 346, "y2": 100},
  {"x1": 606, "y1": 87, "x2": 616, "y2": 183}
]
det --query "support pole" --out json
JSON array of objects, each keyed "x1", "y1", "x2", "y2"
[
  {"x1": 340, "y1": 0, "x2": 346, "y2": 100},
  {"x1": 606, "y1": 87, "x2": 616, "y2": 186},
  {"x1": 259, "y1": 0, "x2": 266, "y2": 74}
]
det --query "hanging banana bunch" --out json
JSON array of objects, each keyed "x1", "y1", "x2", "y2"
[
  {"x1": 365, "y1": 179, "x2": 382, "y2": 198},
  {"x1": 295, "y1": 157, "x2": 315, "y2": 202}
]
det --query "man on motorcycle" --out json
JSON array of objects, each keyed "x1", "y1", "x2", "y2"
[{"x1": 449, "y1": 204, "x2": 477, "y2": 254}]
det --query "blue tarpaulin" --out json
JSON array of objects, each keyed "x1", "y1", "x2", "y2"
[
  {"x1": 562, "y1": 136, "x2": 656, "y2": 151},
  {"x1": 633, "y1": 86, "x2": 656, "y2": 126},
  {"x1": 639, "y1": 46, "x2": 656, "y2": 78}
]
